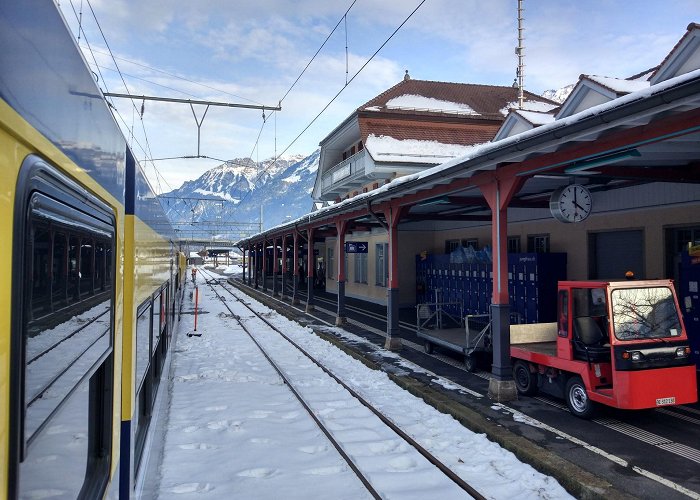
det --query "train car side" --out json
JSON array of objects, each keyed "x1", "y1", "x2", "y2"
[{"x1": 1, "y1": 2, "x2": 181, "y2": 498}]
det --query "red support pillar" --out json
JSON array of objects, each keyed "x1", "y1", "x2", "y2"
[
  {"x1": 261, "y1": 237, "x2": 268, "y2": 292},
  {"x1": 479, "y1": 174, "x2": 524, "y2": 402},
  {"x1": 292, "y1": 231, "x2": 300, "y2": 305},
  {"x1": 306, "y1": 227, "x2": 315, "y2": 313},
  {"x1": 335, "y1": 219, "x2": 348, "y2": 325},
  {"x1": 384, "y1": 204, "x2": 406, "y2": 350},
  {"x1": 281, "y1": 234, "x2": 287, "y2": 299},
  {"x1": 241, "y1": 247, "x2": 246, "y2": 283},
  {"x1": 272, "y1": 235, "x2": 279, "y2": 297}
]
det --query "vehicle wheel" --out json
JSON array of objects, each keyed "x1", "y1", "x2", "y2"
[
  {"x1": 464, "y1": 354, "x2": 476, "y2": 372},
  {"x1": 423, "y1": 340, "x2": 433, "y2": 354},
  {"x1": 513, "y1": 360, "x2": 538, "y2": 396},
  {"x1": 565, "y1": 376, "x2": 596, "y2": 419}
]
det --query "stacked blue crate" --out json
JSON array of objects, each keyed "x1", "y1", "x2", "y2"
[
  {"x1": 416, "y1": 252, "x2": 567, "y2": 322},
  {"x1": 679, "y1": 252, "x2": 700, "y2": 375}
]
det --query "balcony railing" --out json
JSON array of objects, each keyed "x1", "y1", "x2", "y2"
[{"x1": 320, "y1": 149, "x2": 369, "y2": 197}]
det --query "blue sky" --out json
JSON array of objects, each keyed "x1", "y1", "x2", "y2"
[{"x1": 58, "y1": 0, "x2": 698, "y2": 191}]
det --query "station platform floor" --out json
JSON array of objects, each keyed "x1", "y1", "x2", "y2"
[{"x1": 226, "y1": 271, "x2": 700, "y2": 500}]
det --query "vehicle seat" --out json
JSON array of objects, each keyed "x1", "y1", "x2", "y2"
[{"x1": 573, "y1": 316, "x2": 611, "y2": 363}]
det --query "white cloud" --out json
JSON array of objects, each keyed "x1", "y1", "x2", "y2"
[{"x1": 59, "y1": 0, "x2": 698, "y2": 191}]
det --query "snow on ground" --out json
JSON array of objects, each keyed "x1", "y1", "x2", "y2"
[{"x1": 154, "y1": 273, "x2": 572, "y2": 499}]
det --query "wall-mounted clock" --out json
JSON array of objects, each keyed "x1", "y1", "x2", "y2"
[{"x1": 549, "y1": 184, "x2": 592, "y2": 223}]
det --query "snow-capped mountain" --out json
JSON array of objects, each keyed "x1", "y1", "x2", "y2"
[
  {"x1": 541, "y1": 84, "x2": 575, "y2": 104},
  {"x1": 162, "y1": 150, "x2": 319, "y2": 237}
]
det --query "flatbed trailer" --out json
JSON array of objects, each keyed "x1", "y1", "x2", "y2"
[{"x1": 416, "y1": 306, "x2": 491, "y2": 371}]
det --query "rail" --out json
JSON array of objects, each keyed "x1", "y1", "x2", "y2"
[{"x1": 198, "y1": 267, "x2": 487, "y2": 499}]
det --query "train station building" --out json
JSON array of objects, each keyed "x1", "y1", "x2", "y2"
[{"x1": 237, "y1": 23, "x2": 700, "y2": 399}]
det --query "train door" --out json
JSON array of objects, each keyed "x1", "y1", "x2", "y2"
[{"x1": 10, "y1": 159, "x2": 116, "y2": 499}]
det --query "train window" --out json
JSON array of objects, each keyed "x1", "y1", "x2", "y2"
[
  {"x1": 136, "y1": 300, "x2": 152, "y2": 390},
  {"x1": 13, "y1": 161, "x2": 115, "y2": 500},
  {"x1": 52, "y1": 232, "x2": 68, "y2": 308},
  {"x1": 30, "y1": 224, "x2": 51, "y2": 319},
  {"x1": 68, "y1": 235, "x2": 80, "y2": 302},
  {"x1": 80, "y1": 237, "x2": 94, "y2": 296},
  {"x1": 152, "y1": 291, "x2": 161, "y2": 355},
  {"x1": 95, "y1": 240, "x2": 105, "y2": 291}
]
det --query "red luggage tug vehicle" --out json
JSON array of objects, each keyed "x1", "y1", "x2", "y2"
[{"x1": 510, "y1": 279, "x2": 698, "y2": 418}]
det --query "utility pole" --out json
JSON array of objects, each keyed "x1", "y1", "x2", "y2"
[{"x1": 516, "y1": 0, "x2": 525, "y2": 109}]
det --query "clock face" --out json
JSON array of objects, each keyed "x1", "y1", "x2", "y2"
[{"x1": 549, "y1": 184, "x2": 592, "y2": 223}]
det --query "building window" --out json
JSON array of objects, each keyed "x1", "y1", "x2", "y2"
[
  {"x1": 461, "y1": 238, "x2": 478, "y2": 249},
  {"x1": 358, "y1": 141, "x2": 364, "y2": 151},
  {"x1": 445, "y1": 239, "x2": 460, "y2": 253},
  {"x1": 508, "y1": 236, "x2": 521, "y2": 253},
  {"x1": 527, "y1": 234, "x2": 550, "y2": 253},
  {"x1": 375, "y1": 243, "x2": 389, "y2": 286},
  {"x1": 354, "y1": 253, "x2": 368, "y2": 283}
]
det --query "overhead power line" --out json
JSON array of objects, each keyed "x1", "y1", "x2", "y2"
[
  {"x1": 237, "y1": 0, "x2": 428, "y2": 207},
  {"x1": 80, "y1": 44, "x2": 264, "y2": 105}
]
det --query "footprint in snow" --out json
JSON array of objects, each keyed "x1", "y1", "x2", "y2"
[
  {"x1": 178, "y1": 443, "x2": 219, "y2": 450},
  {"x1": 237, "y1": 468, "x2": 277, "y2": 478},
  {"x1": 368, "y1": 440, "x2": 400, "y2": 454},
  {"x1": 169, "y1": 483, "x2": 213, "y2": 494},
  {"x1": 207, "y1": 420, "x2": 242, "y2": 431},
  {"x1": 247, "y1": 410, "x2": 273, "y2": 419},
  {"x1": 387, "y1": 456, "x2": 418, "y2": 472},
  {"x1": 302, "y1": 466, "x2": 345, "y2": 476},
  {"x1": 204, "y1": 405, "x2": 228, "y2": 412},
  {"x1": 249, "y1": 437, "x2": 280, "y2": 445},
  {"x1": 299, "y1": 445, "x2": 327, "y2": 454}
]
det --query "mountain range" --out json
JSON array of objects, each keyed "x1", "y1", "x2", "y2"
[
  {"x1": 161, "y1": 86, "x2": 574, "y2": 239},
  {"x1": 161, "y1": 150, "x2": 320, "y2": 239}
]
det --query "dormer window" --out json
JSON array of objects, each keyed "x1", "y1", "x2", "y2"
[
  {"x1": 358, "y1": 141, "x2": 364, "y2": 151},
  {"x1": 350, "y1": 146, "x2": 356, "y2": 155}
]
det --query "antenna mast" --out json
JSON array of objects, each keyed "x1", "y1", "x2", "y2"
[{"x1": 516, "y1": 0, "x2": 525, "y2": 109}]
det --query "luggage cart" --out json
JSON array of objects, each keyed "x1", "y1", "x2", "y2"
[{"x1": 417, "y1": 304, "x2": 523, "y2": 371}]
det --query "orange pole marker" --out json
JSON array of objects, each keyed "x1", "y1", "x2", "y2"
[{"x1": 194, "y1": 286, "x2": 199, "y2": 331}]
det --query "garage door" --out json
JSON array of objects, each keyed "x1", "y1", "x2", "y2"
[{"x1": 589, "y1": 230, "x2": 644, "y2": 279}]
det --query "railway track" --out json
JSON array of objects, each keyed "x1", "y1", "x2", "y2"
[
  {"x1": 231, "y1": 272, "x2": 700, "y2": 499},
  {"x1": 197, "y1": 267, "x2": 486, "y2": 500}
]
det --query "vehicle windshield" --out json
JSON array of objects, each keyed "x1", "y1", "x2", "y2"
[{"x1": 610, "y1": 286, "x2": 682, "y2": 340}]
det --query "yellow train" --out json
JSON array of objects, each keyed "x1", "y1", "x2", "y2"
[{"x1": 0, "y1": 2, "x2": 186, "y2": 497}]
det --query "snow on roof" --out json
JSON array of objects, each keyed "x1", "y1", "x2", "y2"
[
  {"x1": 364, "y1": 134, "x2": 482, "y2": 164},
  {"x1": 240, "y1": 67, "x2": 700, "y2": 242},
  {"x1": 499, "y1": 100, "x2": 559, "y2": 116},
  {"x1": 384, "y1": 94, "x2": 480, "y2": 115},
  {"x1": 585, "y1": 75, "x2": 650, "y2": 94},
  {"x1": 516, "y1": 110, "x2": 557, "y2": 126}
]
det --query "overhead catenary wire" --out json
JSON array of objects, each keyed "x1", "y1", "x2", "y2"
[
  {"x1": 80, "y1": 45, "x2": 264, "y2": 105},
  {"x1": 66, "y1": 0, "x2": 197, "y2": 220},
  {"x1": 238, "y1": 0, "x2": 428, "y2": 208},
  {"x1": 278, "y1": 0, "x2": 358, "y2": 105}
]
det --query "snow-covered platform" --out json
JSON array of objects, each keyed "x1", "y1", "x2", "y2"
[{"x1": 142, "y1": 269, "x2": 571, "y2": 499}]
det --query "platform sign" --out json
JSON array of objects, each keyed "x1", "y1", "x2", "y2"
[{"x1": 345, "y1": 242, "x2": 368, "y2": 254}]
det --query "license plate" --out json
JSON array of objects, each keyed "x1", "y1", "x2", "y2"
[{"x1": 656, "y1": 397, "x2": 676, "y2": 406}]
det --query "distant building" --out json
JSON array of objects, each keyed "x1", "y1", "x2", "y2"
[{"x1": 312, "y1": 74, "x2": 558, "y2": 203}]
